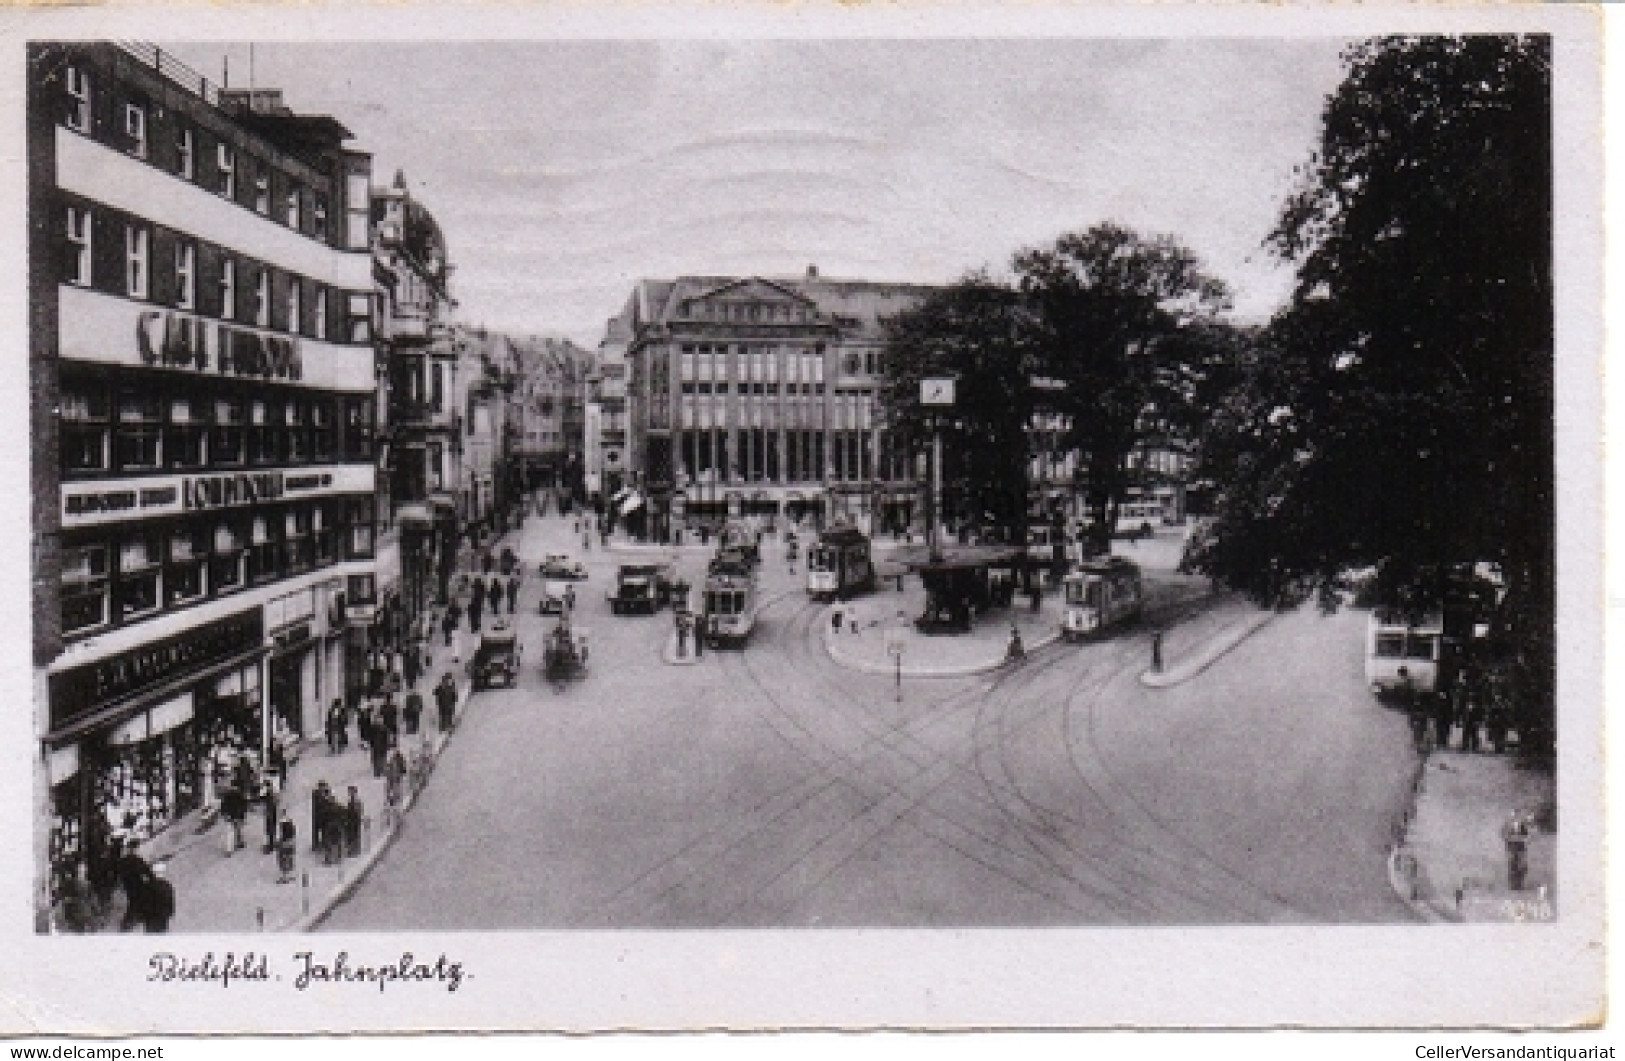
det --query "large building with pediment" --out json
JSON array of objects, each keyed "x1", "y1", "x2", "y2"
[{"x1": 604, "y1": 267, "x2": 937, "y2": 541}]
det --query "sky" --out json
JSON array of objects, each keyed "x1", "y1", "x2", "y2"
[{"x1": 167, "y1": 39, "x2": 1353, "y2": 347}]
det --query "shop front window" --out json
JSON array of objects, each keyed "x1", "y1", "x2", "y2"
[
  {"x1": 115, "y1": 535, "x2": 161, "y2": 620},
  {"x1": 61, "y1": 543, "x2": 109, "y2": 633}
]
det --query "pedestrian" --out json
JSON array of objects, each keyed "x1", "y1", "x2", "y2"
[
  {"x1": 259, "y1": 777, "x2": 279, "y2": 854},
  {"x1": 56, "y1": 861, "x2": 98, "y2": 934},
  {"x1": 326, "y1": 698, "x2": 348, "y2": 754},
  {"x1": 386, "y1": 744, "x2": 407, "y2": 809},
  {"x1": 468, "y1": 585, "x2": 484, "y2": 634},
  {"x1": 404, "y1": 641, "x2": 421, "y2": 690},
  {"x1": 141, "y1": 861, "x2": 174, "y2": 934},
  {"x1": 435, "y1": 672, "x2": 458, "y2": 731},
  {"x1": 323, "y1": 788, "x2": 345, "y2": 865},
  {"x1": 370, "y1": 721, "x2": 390, "y2": 779},
  {"x1": 1433, "y1": 688, "x2": 1455, "y2": 752},
  {"x1": 380, "y1": 696, "x2": 400, "y2": 745},
  {"x1": 356, "y1": 700, "x2": 377, "y2": 757},
  {"x1": 220, "y1": 781, "x2": 248, "y2": 855},
  {"x1": 275, "y1": 811, "x2": 297, "y2": 883},
  {"x1": 114, "y1": 838, "x2": 153, "y2": 932},
  {"x1": 231, "y1": 750, "x2": 256, "y2": 801},
  {"x1": 1152, "y1": 630, "x2": 1165, "y2": 674},
  {"x1": 344, "y1": 786, "x2": 364, "y2": 858},
  {"x1": 311, "y1": 781, "x2": 334, "y2": 854},
  {"x1": 482, "y1": 551, "x2": 494, "y2": 576},
  {"x1": 1502, "y1": 809, "x2": 1532, "y2": 891},
  {"x1": 487, "y1": 576, "x2": 503, "y2": 617},
  {"x1": 442, "y1": 606, "x2": 458, "y2": 647},
  {"x1": 676, "y1": 616, "x2": 689, "y2": 658},
  {"x1": 507, "y1": 574, "x2": 521, "y2": 613},
  {"x1": 403, "y1": 685, "x2": 423, "y2": 736}
]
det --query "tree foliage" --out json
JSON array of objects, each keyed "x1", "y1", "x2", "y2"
[
  {"x1": 1187, "y1": 35, "x2": 1554, "y2": 747},
  {"x1": 1015, "y1": 224, "x2": 1231, "y2": 553},
  {"x1": 880, "y1": 274, "x2": 1036, "y2": 540}
]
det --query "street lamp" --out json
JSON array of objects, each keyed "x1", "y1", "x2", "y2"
[
  {"x1": 885, "y1": 610, "x2": 908, "y2": 702},
  {"x1": 920, "y1": 377, "x2": 956, "y2": 563}
]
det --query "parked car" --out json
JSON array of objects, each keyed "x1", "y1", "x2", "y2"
[{"x1": 539, "y1": 553, "x2": 589, "y2": 580}]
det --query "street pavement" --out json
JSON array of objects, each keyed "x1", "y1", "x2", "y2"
[
  {"x1": 77, "y1": 509, "x2": 1553, "y2": 932},
  {"x1": 320, "y1": 515, "x2": 1429, "y2": 928}
]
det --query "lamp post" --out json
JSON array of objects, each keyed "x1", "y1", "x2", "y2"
[
  {"x1": 920, "y1": 378, "x2": 955, "y2": 563},
  {"x1": 885, "y1": 612, "x2": 907, "y2": 702}
]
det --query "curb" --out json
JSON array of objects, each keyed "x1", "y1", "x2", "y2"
[
  {"x1": 1138, "y1": 610, "x2": 1275, "y2": 688},
  {"x1": 1385, "y1": 753, "x2": 1450, "y2": 923},
  {"x1": 820, "y1": 602, "x2": 1062, "y2": 679},
  {"x1": 290, "y1": 675, "x2": 475, "y2": 932}
]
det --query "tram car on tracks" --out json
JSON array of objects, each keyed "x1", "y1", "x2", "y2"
[
  {"x1": 1060, "y1": 557, "x2": 1144, "y2": 641},
  {"x1": 701, "y1": 554, "x2": 759, "y2": 648},
  {"x1": 806, "y1": 523, "x2": 876, "y2": 601},
  {"x1": 717, "y1": 520, "x2": 761, "y2": 569}
]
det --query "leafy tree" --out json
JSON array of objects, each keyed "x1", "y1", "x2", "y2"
[
  {"x1": 1187, "y1": 35, "x2": 1553, "y2": 751},
  {"x1": 880, "y1": 274, "x2": 1036, "y2": 549},
  {"x1": 1014, "y1": 224, "x2": 1231, "y2": 554}
]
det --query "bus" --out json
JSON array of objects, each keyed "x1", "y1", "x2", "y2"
[
  {"x1": 1364, "y1": 611, "x2": 1445, "y2": 698},
  {"x1": 807, "y1": 524, "x2": 876, "y2": 601},
  {"x1": 1060, "y1": 558, "x2": 1144, "y2": 640}
]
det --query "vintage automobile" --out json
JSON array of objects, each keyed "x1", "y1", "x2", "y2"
[
  {"x1": 538, "y1": 552, "x2": 589, "y2": 581},
  {"x1": 468, "y1": 621, "x2": 522, "y2": 690},
  {"x1": 608, "y1": 562, "x2": 677, "y2": 615},
  {"x1": 541, "y1": 615, "x2": 589, "y2": 686},
  {"x1": 538, "y1": 578, "x2": 575, "y2": 616}
]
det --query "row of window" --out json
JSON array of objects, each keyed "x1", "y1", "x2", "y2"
[
  {"x1": 675, "y1": 300, "x2": 819, "y2": 325},
  {"x1": 678, "y1": 346, "x2": 829, "y2": 384},
  {"x1": 678, "y1": 382, "x2": 829, "y2": 397},
  {"x1": 62, "y1": 198, "x2": 372, "y2": 343},
  {"x1": 60, "y1": 499, "x2": 377, "y2": 636},
  {"x1": 59, "y1": 376, "x2": 374, "y2": 478},
  {"x1": 60, "y1": 60, "x2": 368, "y2": 251}
]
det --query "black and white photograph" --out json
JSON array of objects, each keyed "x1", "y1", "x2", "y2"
[{"x1": 0, "y1": 0, "x2": 1607, "y2": 1035}]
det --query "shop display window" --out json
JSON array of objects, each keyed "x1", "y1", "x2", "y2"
[
  {"x1": 164, "y1": 399, "x2": 206, "y2": 469},
  {"x1": 94, "y1": 738, "x2": 172, "y2": 844},
  {"x1": 60, "y1": 389, "x2": 110, "y2": 475},
  {"x1": 60, "y1": 544, "x2": 110, "y2": 633},
  {"x1": 115, "y1": 535, "x2": 161, "y2": 620},
  {"x1": 48, "y1": 780, "x2": 84, "y2": 904},
  {"x1": 165, "y1": 529, "x2": 208, "y2": 606},
  {"x1": 211, "y1": 522, "x2": 246, "y2": 594},
  {"x1": 115, "y1": 394, "x2": 163, "y2": 470}
]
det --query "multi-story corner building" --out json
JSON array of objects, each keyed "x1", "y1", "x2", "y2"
[
  {"x1": 592, "y1": 318, "x2": 631, "y2": 504},
  {"x1": 609, "y1": 268, "x2": 933, "y2": 541},
  {"x1": 372, "y1": 170, "x2": 457, "y2": 620},
  {"x1": 29, "y1": 43, "x2": 377, "y2": 909}
]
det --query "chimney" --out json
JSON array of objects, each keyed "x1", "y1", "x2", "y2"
[{"x1": 806, "y1": 264, "x2": 819, "y2": 279}]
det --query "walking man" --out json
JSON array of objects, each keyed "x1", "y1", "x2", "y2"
[
  {"x1": 435, "y1": 672, "x2": 458, "y2": 732},
  {"x1": 507, "y1": 573, "x2": 521, "y2": 614},
  {"x1": 403, "y1": 685, "x2": 423, "y2": 736},
  {"x1": 487, "y1": 576, "x2": 504, "y2": 618}
]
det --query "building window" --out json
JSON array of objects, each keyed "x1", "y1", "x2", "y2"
[
  {"x1": 64, "y1": 206, "x2": 91, "y2": 287},
  {"x1": 287, "y1": 280, "x2": 302, "y2": 337},
  {"x1": 59, "y1": 389, "x2": 110, "y2": 475},
  {"x1": 346, "y1": 292, "x2": 371, "y2": 343},
  {"x1": 123, "y1": 102, "x2": 147, "y2": 159},
  {"x1": 254, "y1": 269, "x2": 270, "y2": 328},
  {"x1": 311, "y1": 401, "x2": 334, "y2": 461},
  {"x1": 125, "y1": 226, "x2": 149, "y2": 299},
  {"x1": 248, "y1": 515, "x2": 278, "y2": 584},
  {"x1": 211, "y1": 523, "x2": 245, "y2": 593},
  {"x1": 211, "y1": 398, "x2": 245, "y2": 465},
  {"x1": 343, "y1": 398, "x2": 373, "y2": 460},
  {"x1": 115, "y1": 535, "x2": 162, "y2": 620},
  {"x1": 61, "y1": 544, "x2": 109, "y2": 633},
  {"x1": 166, "y1": 530, "x2": 208, "y2": 607},
  {"x1": 162, "y1": 399, "x2": 206, "y2": 469},
  {"x1": 312, "y1": 195, "x2": 328, "y2": 240},
  {"x1": 283, "y1": 508, "x2": 311, "y2": 572},
  {"x1": 285, "y1": 186, "x2": 301, "y2": 229},
  {"x1": 175, "y1": 242, "x2": 195, "y2": 311},
  {"x1": 313, "y1": 288, "x2": 328, "y2": 341},
  {"x1": 285, "y1": 401, "x2": 307, "y2": 462},
  {"x1": 247, "y1": 400, "x2": 277, "y2": 464},
  {"x1": 175, "y1": 126, "x2": 195, "y2": 180},
  {"x1": 346, "y1": 497, "x2": 375, "y2": 559},
  {"x1": 219, "y1": 259, "x2": 236, "y2": 321},
  {"x1": 253, "y1": 167, "x2": 270, "y2": 215},
  {"x1": 63, "y1": 66, "x2": 90, "y2": 132},
  {"x1": 115, "y1": 394, "x2": 163, "y2": 470},
  {"x1": 217, "y1": 143, "x2": 237, "y2": 199}
]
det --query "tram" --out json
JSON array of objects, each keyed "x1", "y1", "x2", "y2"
[
  {"x1": 717, "y1": 520, "x2": 761, "y2": 569},
  {"x1": 1060, "y1": 557, "x2": 1144, "y2": 640},
  {"x1": 701, "y1": 555, "x2": 759, "y2": 648},
  {"x1": 806, "y1": 524, "x2": 876, "y2": 601},
  {"x1": 1364, "y1": 611, "x2": 1444, "y2": 698}
]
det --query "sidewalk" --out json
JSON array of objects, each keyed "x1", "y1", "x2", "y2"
[{"x1": 1390, "y1": 747, "x2": 1557, "y2": 923}]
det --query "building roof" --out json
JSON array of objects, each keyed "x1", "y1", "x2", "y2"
[{"x1": 613, "y1": 271, "x2": 937, "y2": 343}]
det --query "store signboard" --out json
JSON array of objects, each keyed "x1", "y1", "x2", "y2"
[
  {"x1": 48, "y1": 610, "x2": 264, "y2": 733},
  {"x1": 61, "y1": 465, "x2": 373, "y2": 529}
]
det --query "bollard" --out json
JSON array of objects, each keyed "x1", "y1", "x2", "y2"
[{"x1": 300, "y1": 871, "x2": 310, "y2": 915}]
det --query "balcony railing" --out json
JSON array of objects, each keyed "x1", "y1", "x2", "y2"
[{"x1": 115, "y1": 42, "x2": 221, "y2": 106}]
